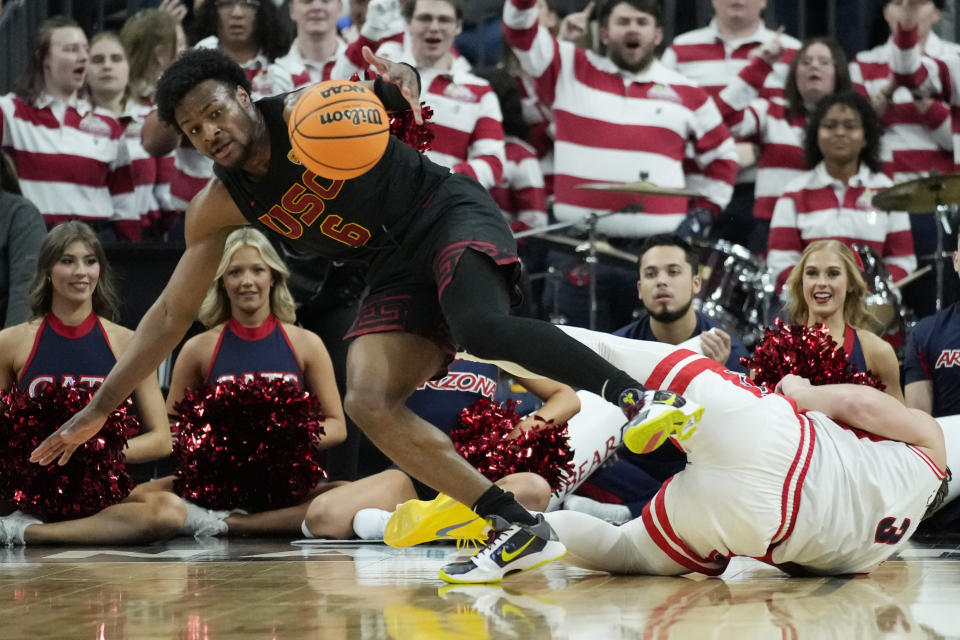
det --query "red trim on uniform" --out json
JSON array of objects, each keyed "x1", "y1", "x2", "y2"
[
  {"x1": 644, "y1": 349, "x2": 694, "y2": 389},
  {"x1": 664, "y1": 357, "x2": 716, "y2": 395},
  {"x1": 907, "y1": 444, "x2": 947, "y2": 479},
  {"x1": 95, "y1": 317, "x2": 116, "y2": 356},
  {"x1": 771, "y1": 412, "x2": 806, "y2": 542},
  {"x1": 640, "y1": 479, "x2": 728, "y2": 575},
  {"x1": 226, "y1": 314, "x2": 277, "y2": 341},
  {"x1": 274, "y1": 320, "x2": 300, "y2": 369},
  {"x1": 205, "y1": 325, "x2": 231, "y2": 385},
  {"x1": 46, "y1": 311, "x2": 98, "y2": 338},
  {"x1": 842, "y1": 325, "x2": 856, "y2": 359},
  {"x1": 775, "y1": 413, "x2": 816, "y2": 544},
  {"x1": 16, "y1": 318, "x2": 49, "y2": 388}
]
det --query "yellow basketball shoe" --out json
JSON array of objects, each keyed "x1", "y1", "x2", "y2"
[
  {"x1": 620, "y1": 389, "x2": 704, "y2": 454},
  {"x1": 384, "y1": 493, "x2": 488, "y2": 548}
]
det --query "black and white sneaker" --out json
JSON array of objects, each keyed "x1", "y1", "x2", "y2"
[{"x1": 439, "y1": 514, "x2": 566, "y2": 584}]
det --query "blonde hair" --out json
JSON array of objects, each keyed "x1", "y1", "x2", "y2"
[
  {"x1": 785, "y1": 240, "x2": 875, "y2": 330},
  {"x1": 120, "y1": 9, "x2": 179, "y2": 98},
  {"x1": 197, "y1": 228, "x2": 297, "y2": 327}
]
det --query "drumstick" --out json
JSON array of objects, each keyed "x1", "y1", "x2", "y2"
[{"x1": 893, "y1": 265, "x2": 932, "y2": 289}]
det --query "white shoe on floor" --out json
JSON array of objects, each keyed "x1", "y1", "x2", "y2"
[
  {"x1": 0, "y1": 511, "x2": 41, "y2": 546},
  {"x1": 180, "y1": 501, "x2": 230, "y2": 538},
  {"x1": 563, "y1": 495, "x2": 632, "y2": 525},
  {"x1": 352, "y1": 507, "x2": 393, "y2": 540},
  {"x1": 439, "y1": 514, "x2": 566, "y2": 584}
]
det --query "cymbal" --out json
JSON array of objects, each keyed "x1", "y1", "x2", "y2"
[
  {"x1": 872, "y1": 174, "x2": 960, "y2": 212},
  {"x1": 531, "y1": 233, "x2": 638, "y2": 263},
  {"x1": 576, "y1": 180, "x2": 702, "y2": 198}
]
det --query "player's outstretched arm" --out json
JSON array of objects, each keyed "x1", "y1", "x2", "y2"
[
  {"x1": 282, "y1": 47, "x2": 422, "y2": 125},
  {"x1": 777, "y1": 374, "x2": 946, "y2": 469},
  {"x1": 30, "y1": 182, "x2": 246, "y2": 467}
]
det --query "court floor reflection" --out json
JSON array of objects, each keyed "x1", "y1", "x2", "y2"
[{"x1": 0, "y1": 538, "x2": 957, "y2": 639}]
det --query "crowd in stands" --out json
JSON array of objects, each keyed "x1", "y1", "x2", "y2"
[{"x1": 2, "y1": 0, "x2": 960, "y2": 541}]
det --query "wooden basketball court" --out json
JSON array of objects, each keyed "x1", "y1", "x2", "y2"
[{"x1": 2, "y1": 533, "x2": 958, "y2": 638}]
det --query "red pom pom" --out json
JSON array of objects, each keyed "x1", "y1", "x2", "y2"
[
  {"x1": 449, "y1": 398, "x2": 574, "y2": 492},
  {"x1": 346, "y1": 72, "x2": 434, "y2": 153},
  {"x1": 0, "y1": 384, "x2": 135, "y2": 521},
  {"x1": 172, "y1": 377, "x2": 326, "y2": 512},
  {"x1": 741, "y1": 319, "x2": 885, "y2": 391},
  {"x1": 390, "y1": 104, "x2": 434, "y2": 153}
]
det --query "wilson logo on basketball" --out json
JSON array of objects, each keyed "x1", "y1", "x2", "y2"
[{"x1": 317, "y1": 107, "x2": 384, "y2": 127}]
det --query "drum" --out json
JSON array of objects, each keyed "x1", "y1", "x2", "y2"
[
  {"x1": 849, "y1": 244, "x2": 910, "y2": 336},
  {"x1": 690, "y1": 240, "x2": 771, "y2": 347}
]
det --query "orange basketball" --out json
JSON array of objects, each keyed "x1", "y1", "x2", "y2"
[{"x1": 288, "y1": 80, "x2": 390, "y2": 180}]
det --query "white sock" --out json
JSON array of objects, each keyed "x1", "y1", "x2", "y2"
[
  {"x1": 563, "y1": 495, "x2": 632, "y2": 525},
  {"x1": 352, "y1": 508, "x2": 393, "y2": 540},
  {"x1": 180, "y1": 501, "x2": 230, "y2": 537}
]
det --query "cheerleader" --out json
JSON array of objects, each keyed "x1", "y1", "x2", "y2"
[{"x1": 0, "y1": 221, "x2": 183, "y2": 545}]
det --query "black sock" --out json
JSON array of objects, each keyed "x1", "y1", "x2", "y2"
[
  {"x1": 603, "y1": 371, "x2": 648, "y2": 405},
  {"x1": 472, "y1": 485, "x2": 537, "y2": 525},
  {"x1": 441, "y1": 250, "x2": 645, "y2": 399}
]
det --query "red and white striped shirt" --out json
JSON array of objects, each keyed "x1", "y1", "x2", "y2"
[
  {"x1": 489, "y1": 136, "x2": 547, "y2": 230},
  {"x1": 851, "y1": 30, "x2": 956, "y2": 183},
  {"x1": 503, "y1": 0, "x2": 738, "y2": 237},
  {"x1": 329, "y1": 31, "x2": 469, "y2": 81},
  {"x1": 514, "y1": 67, "x2": 555, "y2": 198},
  {"x1": 661, "y1": 20, "x2": 800, "y2": 103},
  {"x1": 767, "y1": 162, "x2": 916, "y2": 291},
  {"x1": 714, "y1": 56, "x2": 808, "y2": 221},
  {"x1": 170, "y1": 38, "x2": 276, "y2": 210},
  {"x1": 884, "y1": 26, "x2": 960, "y2": 172},
  {"x1": 266, "y1": 37, "x2": 349, "y2": 93},
  {"x1": 0, "y1": 92, "x2": 137, "y2": 240},
  {"x1": 100, "y1": 102, "x2": 158, "y2": 234}
]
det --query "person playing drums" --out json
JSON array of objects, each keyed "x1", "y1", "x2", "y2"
[
  {"x1": 766, "y1": 91, "x2": 917, "y2": 294},
  {"x1": 783, "y1": 240, "x2": 904, "y2": 400}
]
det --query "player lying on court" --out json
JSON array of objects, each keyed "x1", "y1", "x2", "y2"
[
  {"x1": 28, "y1": 48, "x2": 703, "y2": 582},
  {"x1": 394, "y1": 327, "x2": 947, "y2": 580}
]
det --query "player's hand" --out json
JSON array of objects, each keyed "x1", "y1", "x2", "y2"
[
  {"x1": 29, "y1": 405, "x2": 109, "y2": 467},
  {"x1": 700, "y1": 327, "x2": 732, "y2": 366},
  {"x1": 753, "y1": 26, "x2": 786, "y2": 66},
  {"x1": 361, "y1": 46, "x2": 423, "y2": 124},
  {"x1": 558, "y1": 1, "x2": 594, "y2": 42},
  {"x1": 775, "y1": 373, "x2": 812, "y2": 398}
]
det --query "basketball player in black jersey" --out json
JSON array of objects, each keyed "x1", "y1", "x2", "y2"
[{"x1": 32, "y1": 47, "x2": 704, "y2": 583}]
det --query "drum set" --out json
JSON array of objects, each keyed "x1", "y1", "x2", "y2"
[{"x1": 516, "y1": 173, "x2": 959, "y2": 347}]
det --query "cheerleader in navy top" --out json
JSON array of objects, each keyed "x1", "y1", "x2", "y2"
[
  {"x1": 783, "y1": 240, "x2": 902, "y2": 399},
  {"x1": 18, "y1": 312, "x2": 117, "y2": 397},
  {"x1": 205, "y1": 315, "x2": 303, "y2": 388},
  {"x1": 0, "y1": 221, "x2": 182, "y2": 546},
  {"x1": 160, "y1": 228, "x2": 347, "y2": 537}
]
